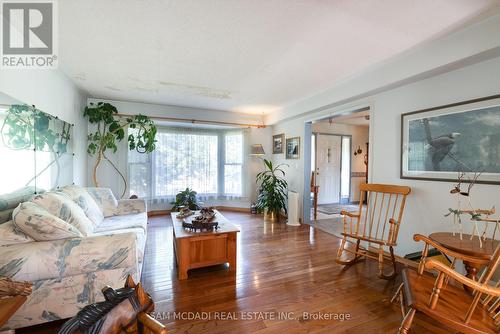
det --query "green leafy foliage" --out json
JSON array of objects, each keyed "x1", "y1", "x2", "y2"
[
  {"x1": 84, "y1": 102, "x2": 157, "y2": 156},
  {"x1": 171, "y1": 188, "x2": 202, "y2": 211},
  {"x1": 1, "y1": 104, "x2": 70, "y2": 153},
  {"x1": 255, "y1": 159, "x2": 288, "y2": 218}
]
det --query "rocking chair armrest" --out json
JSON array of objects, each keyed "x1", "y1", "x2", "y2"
[
  {"x1": 413, "y1": 234, "x2": 490, "y2": 264},
  {"x1": 425, "y1": 259, "x2": 500, "y2": 297},
  {"x1": 340, "y1": 210, "x2": 360, "y2": 218}
]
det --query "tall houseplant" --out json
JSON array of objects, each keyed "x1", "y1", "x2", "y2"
[
  {"x1": 85, "y1": 102, "x2": 157, "y2": 198},
  {"x1": 255, "y1": 159, "x2": 288, "y2": 221}
]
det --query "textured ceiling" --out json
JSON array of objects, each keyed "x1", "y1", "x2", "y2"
[{"x1": 59, "y1": 0, "x2": 498, "y2": 115}]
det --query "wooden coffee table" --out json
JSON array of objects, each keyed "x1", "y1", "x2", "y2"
[{"x1": 171, "y1": 210, "x2": 239, "y2": 280}]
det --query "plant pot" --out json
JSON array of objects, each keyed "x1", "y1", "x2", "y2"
[{"x1": 264, "y1": 209, "x2": 278, "y2": 222}]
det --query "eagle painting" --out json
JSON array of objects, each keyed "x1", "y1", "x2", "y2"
[{"x1": 421, "y1": 119, "x2": 463, "y2": 171}]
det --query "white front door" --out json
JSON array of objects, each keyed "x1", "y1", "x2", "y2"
[{"x1": 316, "y1": 134, "x2": 341, "y2": 204}]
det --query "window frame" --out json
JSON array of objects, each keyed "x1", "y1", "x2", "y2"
[{"x1": 128, "y1": 126, "x2": 245, "y2": 199}]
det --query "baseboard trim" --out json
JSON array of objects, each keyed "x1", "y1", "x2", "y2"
[
  {"x1": 147, "y1": 210, "x2": 171, "y2": 217},
  {"x1": 215, "y1": 206, "x2": 251, "y2": 213},
  {"x1": 147, "y1": 206, "x2": 250, "y2": 217},
  {"x1": 367, "y1": 245, "x2": 418, "y2": 269}
]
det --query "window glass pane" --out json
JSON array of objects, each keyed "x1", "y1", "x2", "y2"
[
  {"x1": 154, "y1": 131, "x2": 218, "y2": 196},
  {"x1": 224, "y1": 165, "x2": 242, "y2": 196},
  {"x1": 129, "y1": 164, "x2": 149, "y2": 198},
  {"x1": 225, "y1": 133, "x2": 243, "y2": 164}
]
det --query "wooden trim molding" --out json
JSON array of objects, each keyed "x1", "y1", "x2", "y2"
[{"x1": 147, "y1": 206, "x2": 250, "y2": 217}]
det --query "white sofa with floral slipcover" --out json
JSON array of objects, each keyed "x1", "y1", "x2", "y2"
[{"x1": 0, "y1": 186, "x2": 147, "y2": 330}]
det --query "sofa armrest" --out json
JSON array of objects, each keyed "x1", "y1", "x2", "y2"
[
  {"x1": 115, "y1": 199, "x2": 147, "y2": 215},
  {"x1": 0, "y1": 232, "x2": 138, "y2": 282}
]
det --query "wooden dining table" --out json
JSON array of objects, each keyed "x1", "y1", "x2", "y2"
[{"x1": 429, "y1": 232, "x2": 499, "y2": 282}]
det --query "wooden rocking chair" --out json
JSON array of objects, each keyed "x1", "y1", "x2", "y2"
[
  {"x1": 335, "y1": 183, "x2": 411, "y2": 279},
  {"x1": 395, "y1": 234, "x2": 500, "y2": 334}
]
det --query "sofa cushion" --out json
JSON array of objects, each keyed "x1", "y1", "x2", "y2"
[
  {"x1": 92, "y1": 212, "x2": 147, "y2": 234},
  {"x1": 0, "y1": 208, "x2": 14, "y2": 225},
  {"x1": 31, "y1": 192, "x2": 94, "y2": 236},
  {"x1": 85, "y1": 188, "x2": 118, "y2": 217},
  {"x1": 60, "y1": 186, "x2": 104, "y2": 226},
  {"x1": 0, "y1": 186, "x2": 37, "y2": 211},
  {"x1": 0, "y1": 220, "x2": 34, "y2": 246},
  {"x1": 12, "y1": 202, "x2": 83, "y2": 241}
]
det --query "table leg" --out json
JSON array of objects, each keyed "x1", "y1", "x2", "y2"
[
  {"x1": 177, "y1": 239, "x2": 190, "y2": 280},
  {"x1": 227, "y1": 232, "x2": 237, "y2": 273},
  {"x1": 463, "y1": 260, "x2": 481, "y2": 292}
]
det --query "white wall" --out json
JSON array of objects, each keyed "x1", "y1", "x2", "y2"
[
  {"x1": 86, "y1": 98, "x2": 272, "y2": 208},
  {"x1": 0, "y1": 70, "x2": 88, "y2": 186},
  {"x1": 369, "y1": 56, "x2": 500, "y2": 256},
  {"x1": 272, "y1": 55, "x2": 500, "y2": 256},
  {"x1": 312, "y1": 122, "x2": 369, "y2": 201}
]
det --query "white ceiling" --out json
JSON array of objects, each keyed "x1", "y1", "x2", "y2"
[{"x1": 59, "y1": 0, "x2": 498, "y2": 116}]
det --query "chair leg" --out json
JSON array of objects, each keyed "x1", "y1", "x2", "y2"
[
  {"x1": 390, "y1": 283, "x2": 406, "y2": 316},
  {"x1": 378, "y1": 246, "x2": 397, "y2": 279},
  {"x1": 398, "y1": 308, "x2": 416, "y2": 334},
  {"x1": 335, "y1": 237, "x2": 362, "y2": 265}
]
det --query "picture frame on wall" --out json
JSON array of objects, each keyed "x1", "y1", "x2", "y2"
[
  {"x1": 286, "y1": 137, "x2": 300, "y2": 159},
  {"x1": 401, "y1": 94, "x2": 500, "y2": 184},
  {"x1": 273, "y1": 133, "x2": 285, "y2": 154}
]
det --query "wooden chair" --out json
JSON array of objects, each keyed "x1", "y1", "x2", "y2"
[
  {"x1": 395, "y1": 234, "x2": 500, "y2": 334},
  {"x1": 335, "y1": 183, "x2": 411, "y2": 279}
]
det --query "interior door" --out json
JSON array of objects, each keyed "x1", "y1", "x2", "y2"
[{"x1": 316, "y1": 134, "x2": 341, "y2": 204}]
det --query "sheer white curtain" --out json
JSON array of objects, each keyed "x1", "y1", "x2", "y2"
[
  {"x1": 128, "y1": 125, "x2": 247, "y2": 205},
  {"x1": 155, "y1": 127, "x2": 219, "y2": 200}
]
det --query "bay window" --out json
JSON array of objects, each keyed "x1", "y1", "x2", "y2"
[{"x1": 128, "y1": 126, "x2": 246, "y2": 202}]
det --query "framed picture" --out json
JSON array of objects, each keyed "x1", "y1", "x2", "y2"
[
  {"x1": 286, "y1": 137, "x2": 300, "y2": 159},
  {"x1": 401, "y1": 94, "x2": 500, "y2": 184},
  {"x1": 273, "y1": 133, "x2": 285, "y2": 154}
]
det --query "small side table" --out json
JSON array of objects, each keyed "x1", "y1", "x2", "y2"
[{"x1": 429, "y1": 232, "x2": 499, "y2": 281}]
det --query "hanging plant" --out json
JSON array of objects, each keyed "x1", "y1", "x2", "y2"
[
  {"x1": 84, "y1": 102, "x2": 157, "y2": 198},
  {"x1": 1, "y1": 104, "x2": 71, "y2": 188}
]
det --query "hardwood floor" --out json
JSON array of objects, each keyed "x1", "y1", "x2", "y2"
[
  {"x1": 142, "y1": 211, "x2": 448, "y2": 334},
  {"x1": 20, "y1": 211, "x2": 451, "y2": 333}
]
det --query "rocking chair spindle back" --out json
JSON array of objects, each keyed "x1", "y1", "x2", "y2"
[{"x1": 336, "y1": 183, "x2": 411, "y2": 279}]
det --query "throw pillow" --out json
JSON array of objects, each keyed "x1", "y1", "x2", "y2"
[
  {"x1": 85, "y1": 188, "x2": 118, "y2": 217},
  {"x1": 13, "y1": 202, "x2": 83, "y2": 241},
  {"x1": 0, "y1": 220, "x2": 34, "y2": 246},
  {"x1": 31, "y1": 192, "x2": 94, "y2": 236},
  {"x1": 61, "y1": 186, "x2": 104, "y2": 226}
]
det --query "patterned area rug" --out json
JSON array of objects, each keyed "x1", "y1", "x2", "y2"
[{"x1": 317, "y1": 203, "x2": 360, "y2": 215}]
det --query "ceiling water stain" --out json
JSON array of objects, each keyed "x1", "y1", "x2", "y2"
[
  {"x1": 104, "y1": 86, "x2": 122, "y2": 91},
  {"x1": 73, "y1": 72, "x2": 87, "y2": 81},
  {"x1": 159, "y1": 81, "x2": 233, "y2": 100}
]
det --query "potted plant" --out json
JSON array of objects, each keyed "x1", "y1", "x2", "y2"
[
  {"x1": 171, "y1": 188, "x2": 202, "y2": 211},
  {"x1": 84, "y1": 102, "x2": 157, "y2": 198},
  {"x1": 255, "y1": 159, "x2": 288, "y2": 221}
]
